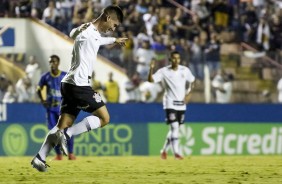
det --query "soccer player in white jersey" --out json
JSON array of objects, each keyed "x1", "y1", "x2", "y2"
[
  {"x1": 31, "y1": 5, "x2": 127, "y2": 172},
  {"x1": 148, "y1": 51, "x2": 195, "y2": 160}
]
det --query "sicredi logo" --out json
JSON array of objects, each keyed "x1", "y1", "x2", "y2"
[
  {"x1": 2, "y1": 124, "x2": 28, "y2": 156},
  {"x1": 201, "y1": 127, "x2": 282, "y2": 155},
  {"x1": 179, "y1": 126, "x2": 194, "y2": 155},
  {"x1": 178, "y1": 126, "x2": 282, "y2": 155}
]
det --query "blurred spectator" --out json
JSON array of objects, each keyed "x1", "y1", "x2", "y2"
[
  {"x1": 2, "y1": 82, "x2": 17, "y2": 103},
  {"x1": 121, "y1": 31, "x2": 135, "y2": 76},
  {"x1": 25, "y1": 55, "x2": 41, "y2": 90},
  {"x1": 42, "y1": 0, "x2": 61, "y2": 27},
  {"x1": 139, "y1": 81, "x2": 162, "y2": 103},
  {"x1": 135, "y1": 0, "x2": 149, "y2": 14},
  {"x1": 134, "y1": 40, "x2": 155, "y2": 80},
  {"x1": 15, "y1": 76, "x2": 36, "y2": 102},
  {"x1": 189, "y1": 36, "x2": 204, "y2": 80},
  {"x1": 125, "y1": 72, "x2": 141, "y2": 103},
  {"x1": 212, "y1": 0, "x2": 233, "y2": 30},
  {"x1": 241, "y1": 3, "x2": 258, "y2": 43},
  {"x1": 31, "y1": 0, "x2": 47, "y2": 19},
  {"x1": 143, "y1": 6, "x2": 158, "y2": 37},
  {"x1": 0, "y1": 73, "x2": 9, "y2": 102},
  {"x1": 136, "y1": 27, "x2": 151, "y2": 48},
  {"x1": 261, "y1": 89, "x2": 272, "y2": 103},
  {"x1": 204, "y1": 32, "x2": 221, "y2": 78},
  {"x1": 270, "y1": 15, "x2": 282, "y2": 50},
  {"x1": 59, "y1": 0, "x2": 75, "y2": 34},
  {"x1": 125, "y1": 10, "x2": 144, "y2": 36},
  {"x1": 151, "y1": 35, "x2": 167, "y2": 69},
  {"x1": 256, "y1": 16, "x2": 270, "y2": 51},
  {"x1": 0, "y1": 0, "x2": 9, "y2": 17},
  {"x1": 191, "y1": 0, "x2": 210, "y2": 26},
  {"x1": 15, "y1": 0, "x2": 32, "y2": 18},
  {"x1": 103, "y1": 72, "x2": 120, "y2": 103},
  {"x1": 212, "y1": 70, "x2": 234, "y2": 103}
]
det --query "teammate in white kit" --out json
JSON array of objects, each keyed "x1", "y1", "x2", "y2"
[
  {"x1": 31, "y1": 5, "x2": 127, "y2": 171},
  {"x1": 148, "y1": 51, "x2": 195, "y2": 160}
]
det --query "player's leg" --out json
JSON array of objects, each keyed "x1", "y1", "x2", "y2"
[
  {"x1": 160, "y1": 127, "x2": 171, "y2": 160},
  {"x1": 160, "y1": 109, "x2": 176, "y2": 159},
  {"x1": 31, "y1": 125, "x2": 60, "y2": 172},
  {"x1": 170, "y1": 121, "x2": 182, "y2": 159},
  {"x1": 31, "y1": 113, "x2": 75, "y2": 170},
  {"x1": 65, "y1": 105, "x2": 109, "y2": 138},
  {"x1": 165, "y1": 109, "x2": 183, "y2": 159},
  {"x1": 173, "y1": 110, "x2": 186, "y2": 160},
  {"x1": 49, "y1": 111, "x2": 63, "y2": 160},
  {"x1": 31, "y1": 83, "x2": 77, "y2": 171},
  {"x1": 67, "y1": 137, "x2": 76, "y2": 160},
  {"x1": 36, "y1": 111, "x2": 62, "y2": 162},
  {"x1": 56, "y1": 113, "x2": 76, "y2": 156},
  {"x1": 62, "y1": 88, "x2": 108, "y2": 145}
]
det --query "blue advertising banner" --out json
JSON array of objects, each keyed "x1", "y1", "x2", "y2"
[
  {"x1": 0, "y1": 103, "x2": 282, "y2": 156},
  {"x1": 1, "y1": 103, "x2": 282, "y2": 124}
]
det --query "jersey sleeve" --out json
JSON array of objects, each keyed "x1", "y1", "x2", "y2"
[
  {"x1": 99, "y1": 37, "x2": 116, "y2": 45},
  {"x1": 186, "y1": 67, "x2": 196, "y2": 83}
]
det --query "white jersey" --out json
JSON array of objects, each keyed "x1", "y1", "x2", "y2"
[
  {"x1": 62, "y1": 24, "x2": 116, "y2": 86},
  {"x1": 152, "y1": 65, "x2": 195, "y2": 110}
]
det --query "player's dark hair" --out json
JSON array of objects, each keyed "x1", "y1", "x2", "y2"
[
  {"x1": 103, "y1": 5, "x2": 124, "y2": 23},
  {"x1": 170, "y1": 51, "x2": 180, "y2": 58},
  {"x1": 50, "y1": 55, "x2": 60, "y2": 62}
]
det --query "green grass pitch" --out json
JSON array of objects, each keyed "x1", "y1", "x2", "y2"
[{"x1": 0, "y1": 156, "x2": 281, "y2": 184}]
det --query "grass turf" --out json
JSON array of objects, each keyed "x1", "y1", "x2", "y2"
[{"x1": 0, "y1": 156, "x2": 281, "y2": 184}]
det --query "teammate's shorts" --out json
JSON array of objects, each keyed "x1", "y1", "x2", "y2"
[
  {"x1": 60, "y1": 82, "x2": 105, "y2": 118},
  {"x1": 165, "y1": 109, "x2": 186, "y2": 124}
]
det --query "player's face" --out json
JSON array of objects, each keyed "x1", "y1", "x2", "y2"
[
  {"x1": 49, "y1": 58, "x2": 59, "y2": 71},
  {"x1": 103, "y1": 15, "x2": 120, "y2": 33},
  {"x1": 170, "y1": 54, "x2": 181, "y2": 68}
]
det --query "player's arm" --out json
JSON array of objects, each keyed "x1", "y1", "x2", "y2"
[
  {"x1": 148, "y1": 58, "x2": 156, "y2": 83},
  {"x1": 36, "y1": 86, "x2": 49, "y2": 108},
  {"x1": 184, "y1": 82, "x2": 195, "y2": 104},
  {"x1": 99, "y1": 37, "x2": 128, "y2": 46},
  {"x1": 69, "y1": 23, "x2": 90, "y2": 39}
]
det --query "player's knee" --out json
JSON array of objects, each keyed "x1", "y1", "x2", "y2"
[
  {"x1": 100, "y1": 115, "x2": 110, "y2": 127},
  {"x1": 57, "y1": 117, "x2": 72, "y2": 129}
]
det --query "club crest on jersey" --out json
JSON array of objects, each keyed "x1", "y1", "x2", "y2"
[{"x1": 93, "y1": 93, "x2": 102, "y2": 103}]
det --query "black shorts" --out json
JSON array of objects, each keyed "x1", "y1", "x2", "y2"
[
  {"x1": 165, "y1": 109, "x2": 186, "y2": 124},
  {"x1": 60, "y1": 82, "x2": 105, "y2": 118}
]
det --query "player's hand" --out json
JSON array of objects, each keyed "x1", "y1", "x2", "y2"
[
  {"x1": 150, "y1": 58, "x2": 156, "y2": 69},
  {"x1": 41, "y1": 100, "x2": 49, "y2": 108},
  {"x1": 115, "y1": 37, "x2": 128, "y2": 47}
]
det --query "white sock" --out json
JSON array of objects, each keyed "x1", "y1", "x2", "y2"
[
  {"x1": 162, "y1": 129, "x2": 171, "y2": 153},
  {"x1": 66, "y1": 116, "x2": 101, "y2": 137},
  {"x1": 38, "y1": 126, "x2": 59, "y2": 161},
  {"x1": 170, "y1": 121, "x2": 180, "y2": 155}
]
